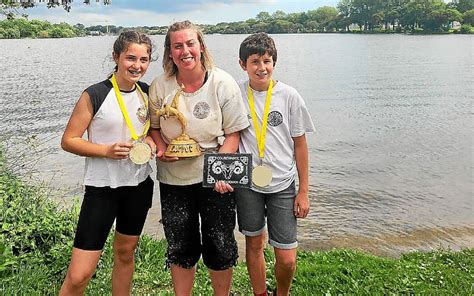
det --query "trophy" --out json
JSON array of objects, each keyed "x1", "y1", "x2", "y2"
[{"x1": 156, "y1": 89, "x2": 201, "y2": 158}]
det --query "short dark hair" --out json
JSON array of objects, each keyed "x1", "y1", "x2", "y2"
[{"x1": 239, "y1": 32, "x2": 277, "y2": 66}]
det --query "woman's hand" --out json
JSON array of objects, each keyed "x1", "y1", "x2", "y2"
[{"x1": 214, "y1": 180, "x2": 234, "y2": 194}]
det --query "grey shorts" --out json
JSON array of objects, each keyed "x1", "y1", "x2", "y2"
[{"x1": 236, "y1": 182, "x2": 297, "y2": 249}]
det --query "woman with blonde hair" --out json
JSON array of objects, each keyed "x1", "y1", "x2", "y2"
[{"x1": 149, "y1": 21, "x2": 249, "y2": 295}]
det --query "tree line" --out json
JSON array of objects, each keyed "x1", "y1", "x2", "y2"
[
  {"x1": 1, "y1": 0, "x2": 473, "y2": 39},
  {"x1": 202, "y1": 0, "x2": 474, "y2": 34},
  {"x1": 0, "y1": 18, "x2": 80, "y2": 38}
]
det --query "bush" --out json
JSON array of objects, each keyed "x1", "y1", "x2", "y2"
[
  {"x1": 3, "y1": 28, "x2": 20, "y2": 39},
  {"x1": 0, "y1": 153, "x2": 79, "y2": 284},
  {"x1": 460, "y1": 24, "x2": 473, "y2": 33}
]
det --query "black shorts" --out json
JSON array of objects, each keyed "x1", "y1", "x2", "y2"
[
  {"x1": 73, "y1": 176, "x2": 154, "y2": 251},
  {"x1": 160, "y1": 182, "x2": 238, "y2": 270}
]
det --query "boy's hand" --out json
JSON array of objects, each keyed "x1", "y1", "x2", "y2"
[
  {"x1": 294, "y1": 191, "x2": 310, "y2": 218},
  {"x1": 214, "y1": 180, "x2": 234, "y2": 194}
]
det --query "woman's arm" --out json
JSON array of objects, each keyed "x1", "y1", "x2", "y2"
[
  {"x1": 217, "y1": 131, "x2": 240, "y2": 153},
  {"x1": 61, "y1": 92, "x2": 132, "y2": 159},
  {"x1": 214, "y1": 131, "x2": 241, "y2": 193}
]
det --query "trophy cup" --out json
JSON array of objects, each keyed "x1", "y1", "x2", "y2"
[{"x1": 156, "y1": 89, "x2": 201, "y2": 158}]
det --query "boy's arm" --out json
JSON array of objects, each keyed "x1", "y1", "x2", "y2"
[{"x1": 293, "y1": 134, "x2": 310, "y2": 218}]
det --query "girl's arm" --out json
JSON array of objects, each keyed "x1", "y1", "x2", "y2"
[
  {"x1": 293, "y1": 134, "x2": 310, "y2": 218},
  {"x1": 149, "y1": 128, "x2": 178, "y2": 161},
  {"x1": 61, "y1": 92, "x2": 133, "y2": 159}
]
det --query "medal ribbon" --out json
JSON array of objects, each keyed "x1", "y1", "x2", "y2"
[
  {"x1": 247, "y1": 79, "x2": 273, "y2": 159},
  {"x1": 111, "y1": 74, "x2": 150, "y2": 140}
]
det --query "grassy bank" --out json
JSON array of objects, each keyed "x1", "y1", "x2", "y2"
[{"x1": 1, "y1": 150, "x2": 473, "y2": 295}]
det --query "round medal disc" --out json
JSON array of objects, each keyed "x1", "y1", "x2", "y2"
[
  {"x1": 129, "y1": 142, "x2": 152, "y2": 165},
  {"x1": 252, "y1": 165, "x2": 272, "y2": 187}
]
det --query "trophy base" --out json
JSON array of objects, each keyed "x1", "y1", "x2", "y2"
[{"x1": 165, "y1": 135, "x2": 201, "y2": 158}]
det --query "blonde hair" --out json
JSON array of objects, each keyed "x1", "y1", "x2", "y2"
[{"x1": 163, "y1": 20, "x2": 214, "y2": 78}]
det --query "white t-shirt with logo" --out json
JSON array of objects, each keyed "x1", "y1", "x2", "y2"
[
  {"x1": 149, "y1": 67, "x2": 249, "y2": 185},
  {"x1": 238, "y1": 80, "x2": 315, "y2": 193}
]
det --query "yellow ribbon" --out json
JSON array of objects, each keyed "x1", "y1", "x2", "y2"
[
  {"x1": 247, "y1": 79, "x2": 273, "y2": 160},
  {"x1": 111, "y1": 74, "x2": 150, "y2": 141}
]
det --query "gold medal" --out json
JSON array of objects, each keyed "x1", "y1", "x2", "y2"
[
  {"x1": 252, "y1": 165, "x2": 272, "y2": 187},
  {"x1": 129, "y1": 142, "x2": 151, "y2": 165}
]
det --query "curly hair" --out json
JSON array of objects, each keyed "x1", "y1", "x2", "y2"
[{"x1": 239, "y1": 32, "x2": 277, "y2": 66}]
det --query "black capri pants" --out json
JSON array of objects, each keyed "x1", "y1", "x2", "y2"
[{"x1": 160, "y1": 182, "x2": 238, "y2": 270}]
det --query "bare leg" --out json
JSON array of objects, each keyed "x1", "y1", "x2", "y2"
[
  {"x1": 111, "y1": 231, "x2": 140, "y2": 296},
  {"x1": 245, "y1": 233, "x2": 267, "y2": 294},
  {"x1": 59, "y1": 248, "x2": 102, "y2": 296},
  {"x1": 209, "y1": 268, "x2": 233, "y2": 296},
  {"x1": 170, "y1": 264, "x2": 196, "y2": 296},
  {"x1": 273, "y1": 248, "x2": 297, "y2": 296}
]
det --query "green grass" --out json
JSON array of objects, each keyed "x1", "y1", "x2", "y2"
[{"x1": 1, "y1": 149, "x2": 473, "y2": 295}]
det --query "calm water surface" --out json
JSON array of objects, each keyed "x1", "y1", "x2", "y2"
[{"x1": 1, "y1": 34, "x2": 473, "y2": 256}]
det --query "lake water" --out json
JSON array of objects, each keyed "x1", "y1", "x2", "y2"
[{"x1": 1, "y1": 34, "x2": 473, "y2": 257}]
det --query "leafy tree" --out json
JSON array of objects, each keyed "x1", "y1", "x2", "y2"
[
  {"x1": 256, "y1": 11, "x2": 271, "y2": 23},
  {"x1": 307, "y1": 6, "x2": 338, "y2": 31},
  {"x1": 425, "y1": 8, "x2": 463, "y2": 30},
  {"x1": 1, "y1": 0, "x2": 111, "y2": 17},
  {"x1": 454, "y1": 0, "x2": 474, "y2": 13},
  {"x1": 287, "y1": 12, "x2": 308, "y2": 24},
  {"x1": 269, "y1": 19, "x2": 294, "y2": 33},
  {"x1": 462, "y1": 9, "x2": 474, "y2": 25},
  {"x1": 272, "y1": 10, "x2": 286, "y2": 20}
]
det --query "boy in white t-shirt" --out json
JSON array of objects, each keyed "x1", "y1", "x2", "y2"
[{"x1": 236, "y1": 32, "x2": 315, "y2": 296}]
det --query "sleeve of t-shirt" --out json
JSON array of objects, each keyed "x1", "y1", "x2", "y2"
[
  {"x1": 137, "y1": 81, "x2": 149, "y2": 95},
  {"x1": 289, "y1": 88, "x2": 315, "y2": 137},
  {"x1": 84, "y1": 80, "x2": 111, "y2": 117},
  {"x1": 217, "y1": 74, "x2": 250, "y2": 134}
]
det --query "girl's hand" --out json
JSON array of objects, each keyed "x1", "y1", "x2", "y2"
[
  {"x1": 106, "y1": 142, "x2": 133, "y2": 159},
  {"x1": 156, "y1": 149, "x2": 179, "y2": 162},
  {"x1": 144, "y1": 136, "x2": 157, "y2": 159},
  {"x1": 214, "y1": 180, "x2": 234, "y2": 194}
]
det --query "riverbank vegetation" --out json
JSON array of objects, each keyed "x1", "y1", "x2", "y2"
[
  {"x1": 202, "y1": 0, "x2": 474, "y2": 34},
  {"x1": 0, "y1": 18, "x2": 81, "y2": 38},
  {"x1": 1, "y1": 0, "x2": 473, "y2": 39},
  {"x1": 1, "y1": 149, "x2": 473, "y2": 294}
]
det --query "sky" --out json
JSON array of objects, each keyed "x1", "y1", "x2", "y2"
[{"x1": 20, "y1": 0, "x2": 339, "y2": 27}]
